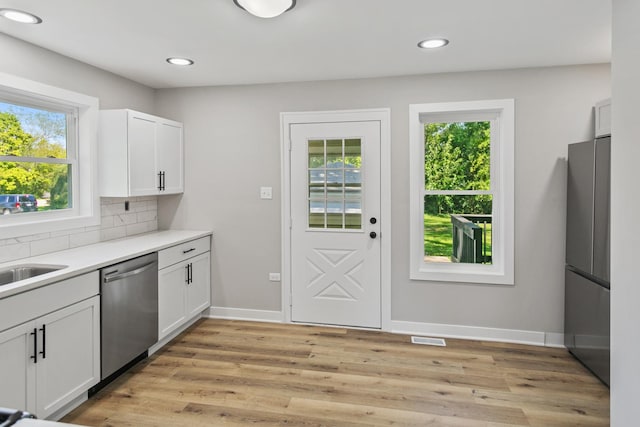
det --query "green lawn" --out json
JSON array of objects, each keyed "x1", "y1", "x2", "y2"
[
  {"x1": 424, "y1": 214, "x2": 492, "y2": 260},
  {"x1": 424, "y1": 214, "x2": 453, "y2": 257}
]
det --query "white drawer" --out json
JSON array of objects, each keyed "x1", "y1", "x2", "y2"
[
  {"x1": 158, "y1": 236, "x2": 210, "y2": 269},
  {"x1": 0, "y1": 271, "x2": 99, "y2": 332}
]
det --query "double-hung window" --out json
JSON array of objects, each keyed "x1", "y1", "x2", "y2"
[
  {"x1": 0, "y1": 72, "x2": 99, "y2": 238},
  {"x1": 409, "y1": 99, "x2": 514, "y2": 284}
]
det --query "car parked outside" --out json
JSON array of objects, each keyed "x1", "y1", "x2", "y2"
[{"x1": 0, "y1": 194, "x2": 38, "y2": 215}]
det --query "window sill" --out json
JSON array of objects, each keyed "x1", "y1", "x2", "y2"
[{"x1": 411, "y1": 263, "x2": 514, "y2": 285}]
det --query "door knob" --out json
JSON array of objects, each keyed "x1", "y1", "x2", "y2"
[
  {"x1": 369, "y1": 231, "x2": 377, "y2": 239},
  {"x1": 370, "y1": 217, "x2": 377, "y2": 224}
]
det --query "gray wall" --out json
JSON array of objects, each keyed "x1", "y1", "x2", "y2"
[
  {"x1": 155, "y1": 64, "x2": 610, "y2": 334},
  {"x1": 611, "y1": 0, "x2": 638, "y2": 423},
  {"x1": 0, "y1": 33, "x2": 155, "y2": 112}
]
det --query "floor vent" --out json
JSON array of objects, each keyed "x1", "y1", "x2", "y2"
[{"x1": 411, "y1": 336, "x2": 446, "y2": 346}]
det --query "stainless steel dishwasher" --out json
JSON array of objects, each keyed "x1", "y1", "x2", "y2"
[{"x1": 100, "y1": 252, "x2": 158, "y2": 380}]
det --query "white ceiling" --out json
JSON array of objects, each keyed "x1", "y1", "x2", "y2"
[{"x1": 0, "y1": 0, "x2": 611, "y2": 89}]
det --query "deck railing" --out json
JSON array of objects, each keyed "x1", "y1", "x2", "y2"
[{"x1": 450, "y1": 214, "x2": 492, "y2": 264}]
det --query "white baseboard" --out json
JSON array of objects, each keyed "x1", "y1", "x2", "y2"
[
  {"x1": 203, "y1": 308, "x2": 565, "y2": 348},
  {"x1": 207, "y1": 306, "x2": 284, "y2": 323},
  {"x1": 544, "y1": 332, "x2": 566, "y2": 348},
  {"x1": 391, "y1": 320, "x2": 566, "y2": 348}
]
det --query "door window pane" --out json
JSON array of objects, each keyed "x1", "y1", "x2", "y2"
[
  {"x1": 308, "y1": 140, "x2": 324, "y2": 168},
  {"x1": 326, "y1": 139, "x2": 343, "y2": 166},
  {"x1": 307, "y1": 138, "x2": 362, "y2": 230}
]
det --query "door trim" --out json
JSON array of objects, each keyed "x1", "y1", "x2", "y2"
[{"x1": 280, "y1": 108, "x2": 391, "y2": 330}]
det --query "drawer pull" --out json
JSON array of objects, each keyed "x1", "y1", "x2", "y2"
[{"x1": 182, "y1": 248, "x2": 196, "y2": 254}]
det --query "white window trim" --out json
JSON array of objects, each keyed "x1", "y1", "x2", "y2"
[
  {"x1": 409, "y1": 99, "x2": 514, "y2": 285},
  {"x1": 0, "y1": 72, "x2": 100, "y2": 239}
]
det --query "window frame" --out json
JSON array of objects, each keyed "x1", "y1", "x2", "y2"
[
  {"x1": 409, "y1": 99, "x2": 514, "y2": 285},
  {"x1": 0, "y1": 72, "x2": 100, "y2": 239}
]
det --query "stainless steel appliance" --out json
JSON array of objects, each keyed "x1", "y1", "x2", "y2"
[
  {"x1": 99, "y1": 252, "x2": 158, "y2": 380},
  {"x1": 565, "y1": 135, "x2": 610, "y2": 386}
]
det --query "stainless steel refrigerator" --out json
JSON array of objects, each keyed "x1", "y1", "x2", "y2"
[{"x1": 565, "y1": 135, "x2": 610, "y2": 386}]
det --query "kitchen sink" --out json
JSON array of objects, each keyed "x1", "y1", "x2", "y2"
[{"x1": 0, "y1": 264, "x2": 67, "y2": 286}]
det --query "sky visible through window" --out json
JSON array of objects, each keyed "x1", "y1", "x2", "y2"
[{"x1": 0, "y1": 101, "x2": 67, "y2": 150}]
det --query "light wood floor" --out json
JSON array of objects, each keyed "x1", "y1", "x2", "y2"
[{"x1": 62, "y1": 319, "x2": 609, "y2": 426}]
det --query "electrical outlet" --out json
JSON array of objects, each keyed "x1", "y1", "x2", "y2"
[
  {"x1": 269, "y1": 272, "x2": 281, "y2": 282},
  {"x1": 260, "y1": 187, "x2": 273, "y2": 200}
]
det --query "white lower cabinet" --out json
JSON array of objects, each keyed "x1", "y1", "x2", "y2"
[
  {"x1": 158, "y1": 262, "x2": 187, "y2": 337},
  {"x1": 0, "y1": 321, "x2": 35, "y2": 412},
  {"x1": 158, "y1": 236, "x2": 211, "y2": 339},
  {"x1": 186, "y1": 252, "x2": 211, "y2": 318},
  {"x1": 158, "y1": 237, "x2": 211, "y2": 339},
  {"x1": 36, "y1": 296, "x2": 100, "y2": 418},
  {"x1": 0, "y1": 273, "x2": 100, "y2": 419}
]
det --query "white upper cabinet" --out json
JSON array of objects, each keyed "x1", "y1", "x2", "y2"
[
  {"x1": 156, "y1": 121, "x2": 184, "y2": 194},
  {"x1": 99, "y1": 109, "x2": 184, "y2": 197}
]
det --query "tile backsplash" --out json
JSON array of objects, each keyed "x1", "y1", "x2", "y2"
[{"x1": 0, "y1": 196, "x2": 158, "y2": 264}]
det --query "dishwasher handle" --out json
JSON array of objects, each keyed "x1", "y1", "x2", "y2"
[{"x1": 103, "y1": 261, "x2": 157, "y2": 283}]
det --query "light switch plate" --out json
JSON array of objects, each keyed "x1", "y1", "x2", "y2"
[{"x1": 260, "y1": 187, "x2": 273, "y2": 200}]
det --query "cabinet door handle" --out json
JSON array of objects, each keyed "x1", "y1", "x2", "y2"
[
  {"x1": 161, "y1": 171, "x2": 166, "y2": 191},
  {"x1": 39, "y1": 324, "x2": 46, "y2": 359},
  {"x1": 182, "y1": 248, "x2": 196, "y2": 254},
  {"x1": 185, "y1": 264, "x2": 190, "y2": 284},
  {"x1": 30, "y1": 328, "x2": 38, "y2": 364},
  {"x1": 189, "y1": 263, "x2": 193, "y2": 284},
  {"x1": 157, "y1": 171, "x2": 163, "y2": 191},
  {"x1": 186, "y1": 263, "x2": 192, "y2": 284}
]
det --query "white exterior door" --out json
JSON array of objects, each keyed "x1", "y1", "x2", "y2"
[{"x1": 290, "y1": 120, "x2": 381, "y2": 328}]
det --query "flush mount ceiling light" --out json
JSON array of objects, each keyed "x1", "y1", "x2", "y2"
[
  {"x1": 233, "y1": 0, "x2": 296, "y2": 18},
  {"x1": 166, "y1": 57, "x2": 194, "y2": 66},
  {"x1": 417, "y1": 38, "x2": 449, "y2": 49},
  {"x1": 0, "y1": 8, "x2": 42, "y2": 24}
]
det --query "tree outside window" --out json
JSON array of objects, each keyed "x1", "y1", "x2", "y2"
[
  {"x1": 423, "y1": 121, "x2": 492, "y2": 264},
  {"x1": 0, "y1": 101, "x2": 72, "y2": 212}
]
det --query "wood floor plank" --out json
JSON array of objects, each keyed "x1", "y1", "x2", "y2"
[
  {"x1": 61, "y1": 319, "x2": 609, "y2": 427},
  {"x1": 472, "y1": 387, "x2": 609, "y2": 418},
  {"x1": 285, "y1": 397, "x2": 506, "y2": 427}
]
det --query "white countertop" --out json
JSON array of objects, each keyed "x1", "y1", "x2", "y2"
[{"x1": 0, "y1": 229, "x2": 212, "y2": 299}]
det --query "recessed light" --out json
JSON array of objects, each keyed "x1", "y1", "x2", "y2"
[
  {"x1": 418, "y1": 38, "x2": 449, "y2": 49},
  {"x1": 0, "y1": 8, "x2": 42, "y2": 24},
  {"x1": 166, "y1": 57, "x2": 194, "y2": 66}
]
